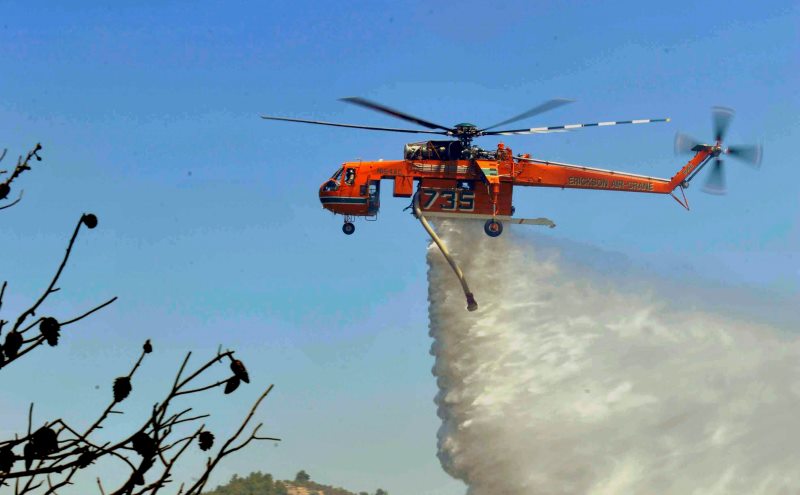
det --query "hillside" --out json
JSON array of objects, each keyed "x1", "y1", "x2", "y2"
[{"x1": 203, "y1": 470, "x2": 388, "y2": 495}]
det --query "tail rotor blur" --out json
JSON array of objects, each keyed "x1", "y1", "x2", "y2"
[
  {"x1": 727, "y1": 144, "x2": 763, "y2": 168},
  {"x1": 712, "y1": 106, "x2": 735, "y2": 143},
  {"x1": 674, "y1": 107, "x2": 762, "y2": 195},
  {"x1": 703, "y1": 158, "x2": 726, "y2": 195},
  {"x1": 674, "y1": 132, "x2": 702, "y2": 155}
]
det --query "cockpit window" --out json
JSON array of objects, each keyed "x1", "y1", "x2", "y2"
[
  {"x1": 344, "y1": 168, "x2": 356, "y2": 185},
  {"x1": 322, "y1": 180, "x2": 338, "y2": 192},
  {"x1": 331, "y1": 167, "x2": 343, "y2": 180}
]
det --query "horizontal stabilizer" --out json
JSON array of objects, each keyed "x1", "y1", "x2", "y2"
[
  {"x1": 506, "y1": 217, "x2": 557, "y2": 228},
  {"x1": 422, "y1": 211, "x2": 556, "y2": 228}
]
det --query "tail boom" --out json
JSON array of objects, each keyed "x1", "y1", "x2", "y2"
[{"x1": 514, "y1": 149, "x2": 713, "y2": 195}]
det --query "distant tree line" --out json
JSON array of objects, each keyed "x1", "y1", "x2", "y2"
[
  {"x1": 202, "y1": 471, "x2": 288, "y2": 495},
  {"x1": 203, "y1": 470, "x2": 388, "y2": 495}
]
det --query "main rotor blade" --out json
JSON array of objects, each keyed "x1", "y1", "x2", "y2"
[
  {"x1": 479, "y1": 99, "x2": 574, "y2": 132},
  {"x1": 339, "y1": 97, "x2": 453, "y2": 132},
  {"x1": 260, "y1": 115, "x2": 448, "y2": 135},
  {"x1": 484, "y1": 117, "x2": 669, "y2": 136},
  {"x1": 712, "y1": 106, "x2": 734, "y2": 142},
  {"x1": 674, "y1": 132, "x2": 702, "y2": 154},
  {"x1": 703, "y1": 158, "x2": 726, "y2": 195},
  {"x1": 727, "y1": 143, "x2": 763, "y2": 167}
]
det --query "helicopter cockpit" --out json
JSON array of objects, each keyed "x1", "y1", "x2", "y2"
[
  {"x1": 318, "y1": 163, "x2": 379, "y2": 225},
  {"x1": 321, "y1": 166, "x2": 343, "y2": 191},
  {"x1": 404, "y1": 140, "x2": 464, "y2": 161}
]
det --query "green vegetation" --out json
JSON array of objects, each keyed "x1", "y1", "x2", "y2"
[
  {"x1": 203, "y1": 472, "x2": 287, "y2": 495},
  {"x1": 203, "y1": 470, "x2": 388, "y2": 495}
]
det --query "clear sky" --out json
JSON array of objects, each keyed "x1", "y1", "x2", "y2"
[{"x1": 0, "y1": 1, "x2": 798, "y2": 494}]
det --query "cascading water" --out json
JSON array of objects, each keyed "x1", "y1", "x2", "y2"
[{"x1": 428, "y1": 220, "x2": 800, "y2": 495}]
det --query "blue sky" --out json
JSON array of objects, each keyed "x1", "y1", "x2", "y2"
[{"x1": 1, "y1": 1, "x2": 798, "y2": 493}]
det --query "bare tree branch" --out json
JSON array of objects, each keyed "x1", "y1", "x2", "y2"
[
  {"x1": 1, "y1": 150, "x2": 279, "y2": 494},
  {"x1": 0, "y1": 144, "x2": 42, "y2": 210}
]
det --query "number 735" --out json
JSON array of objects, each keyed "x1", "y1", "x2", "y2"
[{"x1": 421, "y1": 188, "x2": 475, "y2": 211}]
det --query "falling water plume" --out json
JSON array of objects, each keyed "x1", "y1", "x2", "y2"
[{"x1": 428, "y1": 220, "x2": 800, "y2": 495}]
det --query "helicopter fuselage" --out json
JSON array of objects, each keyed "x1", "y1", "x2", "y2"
[{"x1": 318, "y1": 140, "x2": 712, "y2": 221}]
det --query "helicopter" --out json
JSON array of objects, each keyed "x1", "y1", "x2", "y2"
[{"x1": 262, "y1": 98, "x2": 762, "y2": 310}]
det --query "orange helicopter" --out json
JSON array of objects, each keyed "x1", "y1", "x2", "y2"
[{"x1": 262, "y1": 98, "x2": 762, "y2": 310}]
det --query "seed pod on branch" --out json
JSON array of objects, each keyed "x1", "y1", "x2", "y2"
[
  {"x1": 131, "y1": 432, "x2": 156, "y2": 458},
  {"x1": 0, "y1": 183, "x2": 10, "y2": 201},
  {"x1": 132, "y1": 470, "x2": 145, "y2": 486},
  {"x1": 0, "y1": 445, "x2": 15, "y2": 473},
  {"x1": 31, "y1": 426, "x2": 58, "y2": 456},
  {"x1": 198, "y1": 431, "x2": 214, "y2": 451},
  {"x1": 4, "y1": 331, "x2": 22, "y2": 359},
  {"x1": 39, "y1": 317, "x2": 61, "y2": 346},
  {"x1": 76, "y1": 448, "x2": 95, "y2": 468},
  {"x1": 23, "y1": 442, "x2": 34, "y2": 470},
  {"x1": 230, "y1": 359, "x2": 250, "y2": 384},
  {"x1": 143, "y1": 339, "x2": 152, "y2": 354},
  {"x1": 113, "y1": 376, "x2": 132, "y2": 402},
  {"x1": 224, "y1": 376, "x2": 241, "y2": 394},
  {"x1": 81, "y1": 213, "x2": 98, "y2": 229}
]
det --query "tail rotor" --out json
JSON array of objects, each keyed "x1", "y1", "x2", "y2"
[
  {"x1": 712, "y1": 106, "x2": 735, "y2": 143},
  {"x1": 674, "y1": 132, "x2": 702, "y2": 155},
  {"x1": 675, "y1": 107, "x2": 762, "y2": 195},
  {"x1": 704, "y1": 158, "x2": 726, "y2": 195},
  {"x1": 726, "y1": 144, "x2": 763, "y2": 168}
]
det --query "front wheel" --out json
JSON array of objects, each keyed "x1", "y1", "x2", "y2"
[
  {"x1": 484, "y1": 219, "x2": 503, "y2": 237},
  {"x1": 342, "y1": 222, "x2": 355, "y2": 235}
]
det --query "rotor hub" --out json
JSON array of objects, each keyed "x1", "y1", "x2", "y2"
[{"x1": 448, "y1": 123, "x2": 481, "y2": 146}]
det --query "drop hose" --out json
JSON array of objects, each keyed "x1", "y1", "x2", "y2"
[{"x1": 413, "y1": 191, "x2": 478, "y2": 312}]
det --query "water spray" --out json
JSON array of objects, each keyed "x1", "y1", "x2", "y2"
[{"x1": 428, "y1": 221, "x2": 800, "y2": 495}]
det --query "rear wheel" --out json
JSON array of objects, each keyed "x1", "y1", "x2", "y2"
[
  {"x1": 484, "y1": 219, "x2": 503, "y2": 237},
  {"x1": 342, "y1": 222, "x2": 355, "y2": 235}
]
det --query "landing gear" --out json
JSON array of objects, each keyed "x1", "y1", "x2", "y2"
[
  {"x1": 342, "y1": 222, "x2": 355, "y2": 235},
  {"x1": 484, "y1": 219, "x2": 503, "y2": 237}
]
